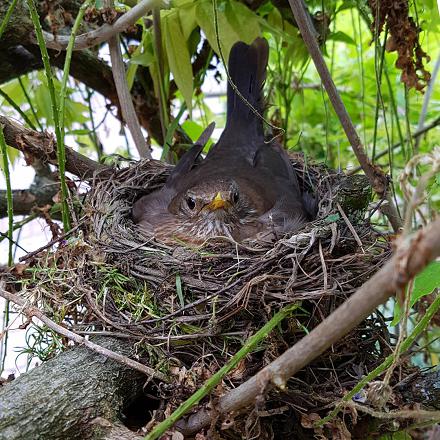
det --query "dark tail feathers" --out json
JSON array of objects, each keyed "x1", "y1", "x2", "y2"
[{"x1": 225, "y1": 38, "x2": 269, "y2": 137}]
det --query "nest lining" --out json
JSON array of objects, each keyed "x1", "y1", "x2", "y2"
[{"x1": 8, "y1": 156, "x2": 396, "y2": 436}]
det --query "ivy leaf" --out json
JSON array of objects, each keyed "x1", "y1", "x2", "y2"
[{"x1": 163, "y1": 11, "x2": 193, "y2": 113}]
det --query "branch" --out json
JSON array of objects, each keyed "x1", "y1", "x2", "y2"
[
  {"x1": 0, "y1": 187, "x2": 57, "y2": 218},
  {"x1": 105, "y1": 0, "x2": 150, "y2": 158},
  {"x1": 0, "y1": 116, "x2": 112, "y2": 180},
  {"x1": 33, "y1": 0, "x2": 165, "y2": 51},
  {"x1": 0, "y1": 284, "x2": 167, "y2": 381},
  {"x1": 0, "y1": 335, "x2": 146, "y2": 439},
  {"x1": 176, "y1": 217, "x2": 440, "y2": 435},
  {"x1": 286, "y1": 0, "x2": 402, "y2": 232}
]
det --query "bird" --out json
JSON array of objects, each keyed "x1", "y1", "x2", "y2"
[{"x1": 132, "y1": 37, "x2": 310, "y2": 245}]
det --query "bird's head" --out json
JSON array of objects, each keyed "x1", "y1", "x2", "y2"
[{"x1": 169, "y1": 179, "x2": 256, "y2": 240}]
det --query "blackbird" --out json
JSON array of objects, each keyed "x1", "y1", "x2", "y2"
[{"x1": 133, "y1": 37, "x2": 309, "y2": 244}]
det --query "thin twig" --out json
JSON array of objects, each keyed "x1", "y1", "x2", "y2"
[
  {"x1": 286, "y1": 0, "x2": 402, "y2": 232},
  {"x1": 336, "y1": 203, "x2": 364, "y2": 252},
  {"x1": 33, "y1": 0, "x2": 166, "y2": 51},
  {"x1": 18, "y1": 223, "x2": 82, "y2": 262},
  {"x1": 0, "y1": 285, "x2": 168, "y2": 382}
]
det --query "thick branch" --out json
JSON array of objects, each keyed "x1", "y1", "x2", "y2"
[
  {"x1": 34, "y1": 0, "x2": 164, "y2": 51},
  {"x1": 0, "y1": 286, "x2": 166, "y2": 380},
  {"x1": 0, "y1": 336, "x2": 145, "y2": 440},
  {"x1": 0, "y1": 115, "x2": 112, "y2": 180},
  {"x1": 0, "y1": 186, "x2": 57, "y2": 218},
  {"x1": 177, "y1": 217, "x2": 440, "y2": 434},
  {"x1": 287, "y1": 0, "x2": 402, "y2": 232}
]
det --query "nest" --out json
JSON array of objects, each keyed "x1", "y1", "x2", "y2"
[{"x1": 8, "y1": 156, "x2": 395, "y2": 437}]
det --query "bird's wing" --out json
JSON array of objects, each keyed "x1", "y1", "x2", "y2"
[{"x1": 165, "y1": 122, "x2": 215, "y2": 190}]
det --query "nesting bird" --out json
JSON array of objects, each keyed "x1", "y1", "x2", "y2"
[{"x1": 132, "y1": 38, "x2": 309, "y2": 244}]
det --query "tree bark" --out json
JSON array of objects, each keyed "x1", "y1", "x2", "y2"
[{"x1": 0, "y1": 337, "x2": 145, "y2": 440}]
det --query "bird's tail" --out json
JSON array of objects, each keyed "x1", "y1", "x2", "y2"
[{"x1": 223, "y1": 38, "x2": 269, "y2": 141}]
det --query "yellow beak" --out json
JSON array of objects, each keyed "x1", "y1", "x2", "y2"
[{"x1": 207, "y1": 192, "x2": 228, "y2": 210}]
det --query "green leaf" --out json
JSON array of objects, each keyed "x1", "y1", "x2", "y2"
[
  {"x1": 127, "y1": 28, "x2": 154, "y2": 90},
  {"x1": 411, "y1": 261, "x2": 440, "y2": 306},
  {"x1": 195, "y1": 0, "x2": 240, "y2": 61},
  {"x1": 130, "y1": 51, "x2": 155, "y2": 67},
  {"x1": 391, "y1": 261, "x2": 440, "y2": 326},
  {"x1": 181, "y1": 120, "x2": 214, "y2": 149},
  {"x1": 176, "y1": 273, "x2": 184, "y2": 308},
  {"x1": 327, "y1": 31, "x2": 356, "y2": 46},
  {"x1": 325, "y1": 213, "x2": 340, "y2": 223},
  {"x1": 225, "y1": 1, "x2": 260, "y2": 44},
  {"x1": 177, "y1": 0, "x2": 197, "y2": 41},
  {"x1": 163, "y1": 10, "x2": 193, "y2": 112}
]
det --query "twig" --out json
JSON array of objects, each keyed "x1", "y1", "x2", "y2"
[
  {"x1": 144, "y1": 303, "x2": 300, "y2": 440},
  {"x1": 318, "y1": 292, "x2": 440, "y2": 425},
  {"x1": 175, "y1": 217, "x2": 440, "y2": 435},
  {"x1": 32, "y1": 0, "x2": 166, "y2": 51},
  {"x1": 336, "y1": 202, "x2": 364, "y2": 252},
  {"x1": 286, "y1": 0, "x2": 402, "y2": 232},
  {"x1": 105, "y1": 0, "x2": 150, "y2": 158},
  {"x1": 0, "y1": 285, "x2": 168, "y2": 382},
  {"x1": 18, "y1": 223, "x2": 82, "y2": 262},
  {"x1": 0, "y1": 115, "x2": 112, "y2": 180},
  {"x1": 348, "y1": 402, "x2": 440, "y2": 421},
  {"x1": 347, "y1": 116, "x2": 440, "y2": 175}
]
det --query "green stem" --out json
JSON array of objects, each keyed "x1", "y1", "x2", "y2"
[
  {"x1": 384, "y1": 63, "x2": 405, "y2": 160},
  {"x1": 153, "y1": 8, "x2": 169, "y2": 143},
  {"x1": 0, "y1": 127, "x2": 13, "y2": 265},
  {"x1": 0, "y1": 88, "x2": 37, "y2": 131},
  {"x1": 144, "y1": 303, "x2": 300, "y2": 440},
  {"x1": 371, "y1": 28, "x2": 387, "y2": 162},
  {"x1": 18, "y1": 76, "x2": 44, "y2": 131},
  {"x1": 0, "y1": 0, "x2": 19, "y2": 39},
  {"x1": 0, "y1": 214, "x2": 38, "y2": 244},
  {"x1": 26, "y1": 0, "x2": 69, "y2": 230},
  {"x1": 58, "y1": 0, "x2": 93, "y2": 230},
  {"x1": 161, "y1": 104, "x2": 186, "y2": 161},
  {"x1": 318, "y1": 293, "x2": 440, "y2": 426},
  {"x1": 0, "y1": 126, "x2": 13, "y2": 375}
]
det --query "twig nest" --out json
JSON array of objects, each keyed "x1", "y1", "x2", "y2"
[
  {"x1": 7, "y1": 156, "x2": 393, "y2": 436},
  {"x1": 85, "y1": 157, "x2": 390, "y2": 368}
]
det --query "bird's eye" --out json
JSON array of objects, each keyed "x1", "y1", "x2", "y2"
[
  {"x1": 186, "y1": 197, "x2": 196, "y2": 210},
  {"x1": 232, "y1": 191, "x2": 239, "y2": 204}
]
